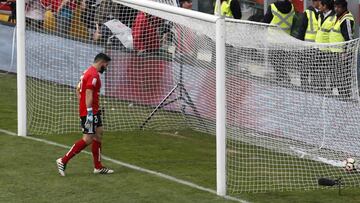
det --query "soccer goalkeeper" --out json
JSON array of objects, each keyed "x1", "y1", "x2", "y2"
[{"x1": 56, "y1": 53, "x2": 114, "y2": 176}]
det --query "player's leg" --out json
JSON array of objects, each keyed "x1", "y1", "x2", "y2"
[
  {"x1": 56, "y1": 117, "x2": 93, "y2": 176},
  {"x1": 92, "y1": 126, "x2": 104, "y2": 170},
  {"x1": 92, "y1": 113, "x2": 114, "y2": 174}
]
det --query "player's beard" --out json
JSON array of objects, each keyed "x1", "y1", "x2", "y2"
[{"x1": 99, "y1": 66, "x2": 106, "y2": 74}]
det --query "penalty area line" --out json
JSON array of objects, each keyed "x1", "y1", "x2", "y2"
[{"x1": 0, "y1": 128, "x2": 249, "y2": 203}]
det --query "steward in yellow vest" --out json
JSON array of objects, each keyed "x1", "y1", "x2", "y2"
[
  {"x1": 328, "y1": 0, "x2": 355, "y2": 99},
  {"x1": 263, "y1": 0, "x2": 295, "y2": 35},
  {"x1": 264, "y1": 0, "x2": 295, "y2": 84},
  {"x1": 329, "y1": 1, "x2": 354, "y2": 43},
  {"x1": 315, "y1": 0, "x2": 336, "y2": 43},
  {"x1": 298, "y1": 0, "x2": 321, "y2": 89},
  {"x1": 297, "y1": 0, "x2": 321, "y2": 41},
  {"x1": 214, "y1": 0, "x2": 242, "y2": 19},
  {"x1": 311, "y1": 0, "x2": 335, "y2": 94}
]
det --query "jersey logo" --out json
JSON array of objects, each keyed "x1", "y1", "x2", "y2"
[{"x1": 92, "y1": 78, "x2": 97, "y2": 86}]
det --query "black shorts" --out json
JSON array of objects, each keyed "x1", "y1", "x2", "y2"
[{"x1": 80, "y1": 112, "x2": 102, "y2": 134}]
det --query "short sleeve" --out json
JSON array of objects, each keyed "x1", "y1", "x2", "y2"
[{"x1": 85, "y1": 74, "x2": 98, "y2": 90}]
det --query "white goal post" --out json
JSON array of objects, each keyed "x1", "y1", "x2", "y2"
[
  {"x1": 18, "y1": 0, "x2": 360, "y2": 196},
  {"x1": 17, "y1": 0, "x2": 26, "y2": 137},
  {"x1": 17, "y1": 0, "x2": 228, "y2": 195}
]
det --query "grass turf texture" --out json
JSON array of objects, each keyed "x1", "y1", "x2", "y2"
[
  {"x1": 0, "y1": 133, "x2": 233, "y2": 203},
  {"x1": 2, "y1": 73, "x2": 360, "y2": 202}
]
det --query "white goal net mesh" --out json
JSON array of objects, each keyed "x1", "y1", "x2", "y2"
[{"x1": 25, "y1": 0, "x2": 360, "y2": 194}]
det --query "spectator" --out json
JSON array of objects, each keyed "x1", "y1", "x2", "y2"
[
  {"x1": 41, "y1": 0, "x2": 57, "y2": 32},
  {"x1": 132, "y1": 12, "x2": 164, "y2": 53},
  {"x1": 94, "y1": 0, "x2": 116, "y2": 25},
  {"x1": 70, "y1": 0, "x2": 88, "y2": 39},
  {"x1": 296, "y1": 0, "x2": 320, "y2": 89},
  {"x1": 94, "y1": 0, "x2": 136, "y2": 28},
  {"x1": 214, "y1": 0, "x2": 242, "y2": 19},
  {"x1": 315, "y1": 0, "x2": 336, "y2": 44},
  {"x1": 46, "y1": 0, "x2": 61, "y2": 13},
  {"x1": 330, "y1": 0, "x2": 354, "y2": 43},
  {"x1": 56, "y1": 0, "x2": 79, "y2": 36},
  {"x1": 179, "y1": 0, "x2": 192, "y2": 9},
  {"x1": 176, "y1": 0, "x2": 197, "y2": 55},
  {"x1": 264, "y1": 0, "x2": 295, "y2": 85},
  {"x1": 25, "y1": 0, "x2": 46, "y2": 29},
  {"x1": 297, "y1": 0, "x2": 320, "y2": 41},
  {"x1": 7, "y1": 0, "x2": 16, "y2": 23},
  {"x1": 328, "y1": 0, "x2": 355, "y2": 99},
  {"x1": 313, "y1": 0, "x2": 335, "y2": 94},
  {"x1": 93, "y1": 15, "x2": 132, "y2": 50},
  {"x1": 80, "y1": 0, "x2": 97, "y2": 39},
  {"x1": 263, "y1": 0, "x2": 295, "y2": 35}
]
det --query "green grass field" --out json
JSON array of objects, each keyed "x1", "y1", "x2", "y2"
[{"x1": 2, "y1": 72, "x2": 360, "y2": 203}]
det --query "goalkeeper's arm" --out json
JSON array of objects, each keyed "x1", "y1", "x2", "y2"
[
  {"x1": 86, "y1": 89, "x2": 93, "y2": 109},
  {"x1": 84, "y1": 89, "x2": 94, "y2": 129}
]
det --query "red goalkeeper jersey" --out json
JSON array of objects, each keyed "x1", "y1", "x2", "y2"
[{"x1": 79, "y1": 66, "x2": 101, "y2": 117}]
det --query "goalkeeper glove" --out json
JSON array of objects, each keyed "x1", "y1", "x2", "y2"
[{"x1": 85, "y1": 108, "x2": 93, "y2": 131}]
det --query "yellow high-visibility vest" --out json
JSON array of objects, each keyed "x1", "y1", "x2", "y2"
[
  {"x1": 304, "y1": 9, "x2": 319, "y2": 42},
  {"x1": 315, "y1": 14, "x2": 336, "y2": 43},
  {"x1": 329, "y1": 13, "x2": 354, "y2": 43},
  {"x1": 329, "y1": 12, "x2": 354, "y2": 52},
  {"x1": 270, "y1": 3, "x2": 295, "y2": 34},
  {"x1": 214, "y1": 0, "x2": 234, "y2": 17}
]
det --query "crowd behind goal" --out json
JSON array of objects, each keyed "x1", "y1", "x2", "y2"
[{"x1": 0, "y1": 0, "x2": 358, "y2": 100}]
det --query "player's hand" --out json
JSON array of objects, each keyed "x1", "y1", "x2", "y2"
[{"x1": 85, "y1": 108, "x2": 93, "y2": 130}]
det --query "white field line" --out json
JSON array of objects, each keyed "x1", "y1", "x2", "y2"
[{"x1": 0, "y1": 128, "x2": 249, "y2": 203}]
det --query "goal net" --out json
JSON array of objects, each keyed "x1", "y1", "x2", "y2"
[{"x1": 25, "y1": 0, "x2": 360, "y2": 194}]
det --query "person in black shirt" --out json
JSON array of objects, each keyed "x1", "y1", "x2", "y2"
[
  {"x1": 93, "y1": 16, "x2": 126, "y2": 50},
  {"x1": 7, "y1": 0, "x2": 16, "y2": 23},
  {"x1": 230, "y1": 0, "x2": 242, "y2": 19}
]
